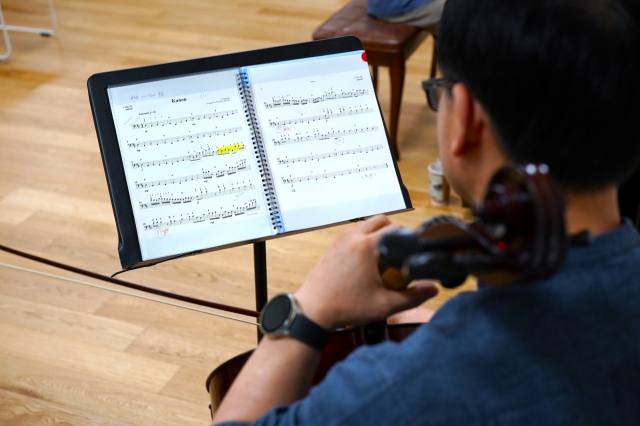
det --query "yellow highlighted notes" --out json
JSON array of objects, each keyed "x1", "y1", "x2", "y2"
[{"x1": 217, "y1": 143, "x2": 245, "y2": 155}]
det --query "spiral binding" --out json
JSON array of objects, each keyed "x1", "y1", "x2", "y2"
[{"x1": 237, "y1": 70, "x2": 284, "y2": 233}]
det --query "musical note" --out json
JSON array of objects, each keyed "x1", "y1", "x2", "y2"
[
  {"x1": 142, "y1": 199, "x2": 260, "y2": 230},
  {"x1": 132, "y1": 109, "x2": 238, "y2": 129},
  {"x1": 131, "y1": 144, "x2": 247, "y2": 168},
  {"x1": 127, "y1": 126, "x2": 242, "y2": 148},
  {"x1": 263, "y1": 89, "x2": 370, "y2": 109},
  {"x1": 273, "y1": 126, "x2": 379, "y2": 146},
  {"x1": 135, "y1": 160, "x2": 250, "y2": 189},
  {"x1": 281, "y1": 163, "x2": 388, "y2": 184},
  {"x1": 276, "y1": 144, "x2": 384, "y2": 165},
  {"x1": 139, "y1": 181, "x2": 256, "y2": 210},
  {"x1": 268, "y1": 106, "x2": 374, "y2": 127}
]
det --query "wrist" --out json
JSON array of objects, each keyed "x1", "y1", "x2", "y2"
[
  {"x1": 293, "y1": 290, "x2": 337, "y2": 331},
  {"x1": 259, "y1": 293, "x2": 332, "y2": 352}
]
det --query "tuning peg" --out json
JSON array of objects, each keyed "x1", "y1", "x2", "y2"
[{"x1": 378, "y1": 228, "x2": 422, "y2": 269}]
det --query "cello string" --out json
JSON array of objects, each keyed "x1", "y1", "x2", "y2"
[{"x1": 0, "y1": 261, "x2": 259, "y2": 326}]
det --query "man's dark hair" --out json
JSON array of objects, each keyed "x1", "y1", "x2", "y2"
[{"x1": 438, "y1": 0, "x2": 640, "y2": 191}]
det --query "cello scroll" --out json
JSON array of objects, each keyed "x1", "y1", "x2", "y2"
[{"x1": 378, "y1": 163, "x2": 573, "y2": 289}]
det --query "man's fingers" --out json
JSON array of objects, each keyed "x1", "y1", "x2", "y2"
[
  {"x1": 387, "y1": 306, "x2": 436, "y2": 324},
  {"x1": 356, "y1": 215, "x2": 391, "y2": 234},
  {"x1": 369, "y1": 222, "x2": 402, "y2": 243},
  {"x1": 386, "y1": 282, "x2": 439, "y2": 314}
]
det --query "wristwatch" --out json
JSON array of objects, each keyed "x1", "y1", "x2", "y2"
[{"x1": 258, "y1": 293, "x2": 331, "y2": 351}]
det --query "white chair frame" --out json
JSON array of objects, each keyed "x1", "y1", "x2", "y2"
[{"x1": 0, "y1": 0, "x2": 58, "y2": 61}]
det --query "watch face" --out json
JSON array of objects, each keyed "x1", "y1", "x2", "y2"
[{"x1": 261, "y1": 294, "x2": 293, "y2": 333}]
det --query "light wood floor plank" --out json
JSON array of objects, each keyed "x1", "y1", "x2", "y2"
[
  {"x1": 160, "y1": 364, "x2": 221, "y2": 409},
  {"x1": 0, "y1": 356, "x2": 204, "y2": 426},
  {"x1": 0, "y1": 389, "x2": 127, "y2": 426},
  {"x1": 126, "y1": 326, "x2": 254, "y2": 370},
  {"x1": 0, "y1": 323, "x2": 180, "y2": 393},
  {"x1": 0, "y1": 252, "x2": 114, "y2": 313},
  {"x1": 0, "y1": 294, "x2": 144, "y2": 351},
  {"x1": 95, "y1": 294, "x2": 257, "y2": 350}
]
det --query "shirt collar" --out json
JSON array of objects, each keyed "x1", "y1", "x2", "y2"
[{"x1": 563, "y1": 219, "x2": 640, "y2": 269}]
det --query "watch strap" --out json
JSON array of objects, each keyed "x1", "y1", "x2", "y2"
[{"x1": 289, "y1": 312, "x2": 331, "y2": 352}]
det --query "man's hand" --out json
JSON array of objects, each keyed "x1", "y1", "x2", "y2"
[
  {"x1": 387, "y1": 306, "x2": 437, "y2": 324},
  {"x1": 295, "y1": 215, "x2": 439, "y2": 330}
]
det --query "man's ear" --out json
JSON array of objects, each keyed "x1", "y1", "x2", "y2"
[{"x1": 447, "y1": 83, "x2": 486, "y2": 157}]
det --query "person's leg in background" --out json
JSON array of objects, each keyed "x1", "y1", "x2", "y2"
[{"x1": 372, "y1": 0, "x2": 446, "y2": 37}]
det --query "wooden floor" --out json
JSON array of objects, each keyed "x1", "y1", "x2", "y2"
[{"x1": 0, "y1": 0, "x2": 475, "y2": 424}]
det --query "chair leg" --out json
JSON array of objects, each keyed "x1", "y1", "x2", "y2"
[
  {"x1": 47, "y1": 0, "x2": 59, "y2": 36},
  {"x1": 430, "y1": 42, "x2": 438, "y2": 78},
  {"x1": 0, "y1": 0, "x2": 58, "y2": 60},
  {"x1": 0, "y1": 5, "x2": 12, "y2": 60},
  {"x1": 388, "y1": 54, "x2": 405, "y2": 160},
  {"x1": 371, "y1": 65, "x2": 379, "y2": 92}
]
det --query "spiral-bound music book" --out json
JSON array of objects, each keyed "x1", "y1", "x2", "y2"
[{"x1": 88, "y1": 37, "x2": 412, "y2": 269}]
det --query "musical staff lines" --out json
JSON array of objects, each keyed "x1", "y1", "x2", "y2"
[
  {"x1": 135, "y1": 160, "x2": 250, "y2": 189},
  {"x1": 273, "y1": 126, "x2": 379, "y2": 146},
  {"x1": 127, "y1": 126, "x2": 242, "y2": 148},
  {"x1": 132, "y1": 109, "x2": 238, "y2": 129},
  {"x1": 276, "y1": 144, "x2": 384, "y2": 165},
  {"x1": 281, "y1": 163, "x2": 388, "y2": 184},
  {"x1": 131, "y1": 143, "x2": 247, "y2": 168},
  {"x1": 264, "y1": 89, "x2": 369, "y2": 109},
  {"x1": 139, "y1": 182, "x2": 256, "y2": 209},
  {"x1": 268, "y1": 106, "x2": 374, "y2": 127},
  {"x1": 143, "y1": 199, "x2": 260, "y2": 230}
]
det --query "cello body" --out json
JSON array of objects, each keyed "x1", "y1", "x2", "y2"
[{"x1": 206, "y1": 324, "x2": 419, "y2": 412}]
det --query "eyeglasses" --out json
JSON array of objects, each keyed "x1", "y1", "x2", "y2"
[{"x1": 422, "y1": 78, "x2": 452, "y2": 112}]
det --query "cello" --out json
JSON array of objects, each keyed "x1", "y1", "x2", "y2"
[{"x1": 206, "y1": 162, "x2": 589, "y2": 414}]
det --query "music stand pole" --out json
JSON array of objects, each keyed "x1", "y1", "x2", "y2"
[{"x1": 254, "y1": 241, "x2": 268, "y2": 342}]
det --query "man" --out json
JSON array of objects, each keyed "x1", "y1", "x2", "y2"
[
  {"x1": 368, "y1": 0, "x2": 446, "y2": 36},
  {"x1": 214, "y1": 0, "x2": 640, "y2": 424}
]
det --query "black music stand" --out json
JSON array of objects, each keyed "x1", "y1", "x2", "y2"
[{"x1": 253, "y1": 241, "x2": 268, "y2": 341}]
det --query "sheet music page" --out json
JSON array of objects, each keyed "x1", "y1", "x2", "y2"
[
  {"x1": 245, "y1": 52, "x2": 407, "y2": 232},
  {"x1": 108, "y1": 69, "x2": 273, "y2": 261}
]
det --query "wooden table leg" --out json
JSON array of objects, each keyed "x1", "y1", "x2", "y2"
[{"x1": 388, "y1": 53, "x2": 405, "y2": 160}]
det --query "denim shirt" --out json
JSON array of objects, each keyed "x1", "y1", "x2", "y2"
[
  {"x1": 367, "y1": 0, "x2": 435, "y2": 18},
  {"x1": 216, "y1": 220, "x2": 640, "y2": 426}
]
